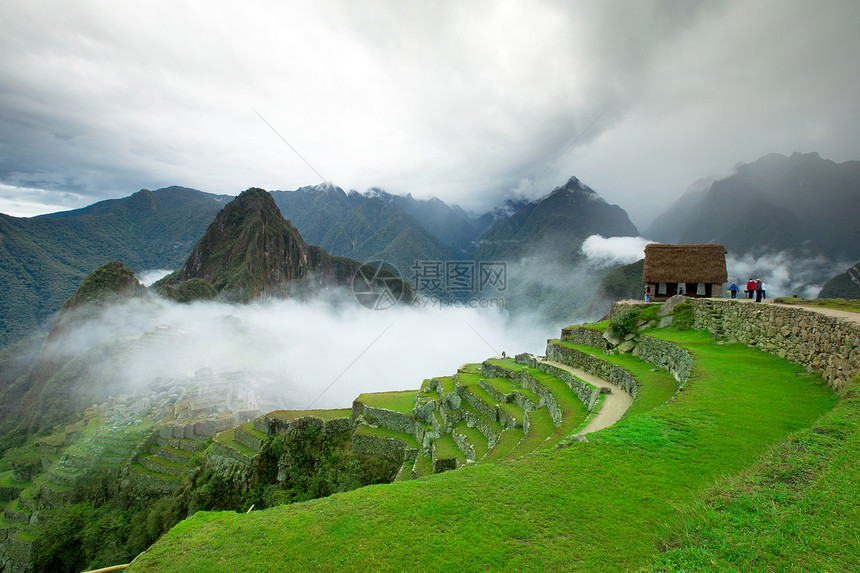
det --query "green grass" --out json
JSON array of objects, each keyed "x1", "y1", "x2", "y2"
[
  {"x1": 773, "y1": 296, "x2": 860, "y2": 313},
  {"x1": 453, "y1": 422, "x2": 489, "y2": 461},
  {"x1": 432, "y1": 433, "x2": 463, "y2": 461},
  {"x1": 237, "y1": 421, "x2": 268, "y2": 442},
  {"x1": 0, "y1": 470, "x2": 31, "y2": 488},
  {"x1": 412, "y1": 455, "x2": 432, "y2": 478},
  {"x1": 504, "y1": 407, "x2": 554, "y2": 459},
  {"x1": 435, "y1": 376, "x2": 456, "y2": 395},
  {"x1": 213, "y1": 429, "x2": 260, "y2": 458},
  {"x1": 549, "y1": 340, "x2": 681, "y2": 417},
  {"x1": 127, "y1": 328, "x2": 841, "y2": 573},
  {"x1": 355, "y1": 390, "x2": 418, "y2": 414},
  {"x1": 457, "y1": 402, "x2": 503, "y2": 437},
  {"x1": 483, "y1": 357, "x2": 522, "y2": 374},
  {"x1": 266, "y1": 409, "x2": 352, "y2": 421},
  {"x1": 647, "y1": 380, "x2": 860, "y2": 572},
  {"x1": 475, "y1": 428, "x2": 525, "y2": 464},
  {"x1": 522, "y1": 367, "x2": 590, "y2": 446},
  {"x1": 480, "y1": 376, "x2": 519, "y2": 397}
]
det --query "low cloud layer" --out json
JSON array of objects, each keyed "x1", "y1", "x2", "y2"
[
  {"x1": 54, "y1": 292, "x2": 549, "y2": 410},
  {"x1": 579, "y1": 235, "x2": 652, "y2": 267},
  {"x1": 726, "y1": 252, "x2": 852, "y2": 299}
]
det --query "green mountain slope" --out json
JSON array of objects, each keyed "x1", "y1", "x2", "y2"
[
  {"x1": 0, "y1": 186, "x2": 229, "y2": 347},
  {"x1": 818, "y1": 262, "x2": 860, "y2": 299}
]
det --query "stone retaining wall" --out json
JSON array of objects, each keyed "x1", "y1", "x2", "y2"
[
  {"x1": 351, "y1": 432, "x2": 417, "y2": 463},
  {"x1": 520, "y1": 371, "x2": 563, "y2": 426},
  {"x1": 351, "y1": 402, "x2": 415, "y2": 435},
  {"x1": 690, "y1": 299, "x2": 860, "y2": 391},
  {"x1": 539, "y1": 347, "x2": 636, "y2": 404},
  {"x1": 560, "y1": 326, "x2": 611, "y2": 351},
  {"x1": 481, "y1": 363, "x2": 518, "y2": 380},
  {"x1": 631, "y1": 336, "x2": 693, "y2": 383}
]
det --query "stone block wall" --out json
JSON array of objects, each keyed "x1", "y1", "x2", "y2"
[
  {"x1": 351, "y1": 432, "x2": 416, "y2": 463},
  {"x1": 351, "y1": 401, "x2": 416, "y2": 435},
  {"x1": 542, "y1": 345, "x2": 638, "y2": 402},
  {"x1": 690, "y1": 299, "x2": 860, "y2": 391},
  {"x1": 632, "y1": 336, "x2": 693, "y2": 383},
  {"x1": 560, "y1": 326, "x2": 611, "y2": 351}
]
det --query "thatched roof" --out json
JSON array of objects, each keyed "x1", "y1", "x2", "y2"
[{"x1": 642, "y1": 244, "x2": 727, "y2": 284}]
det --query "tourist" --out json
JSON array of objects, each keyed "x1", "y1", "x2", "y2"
[
  {"x1": 746, "y1": 277, "x2": 756, "y2": 299},
  {"x1": 728, "y1": 282, "x2": 739, "y2": 299},
  {"x1": 761, "y1": 282, "x2": 767, "y2": 299},
  {"x1": 645, "y1": 286, "x2": 652, "y2": 302},
  {"x1": 755, "y1": 279, "x2": 763, "y2": 302}
]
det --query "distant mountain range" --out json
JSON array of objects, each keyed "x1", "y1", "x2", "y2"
[
  {"x1": 3, "y1": 151, "x2": 859, "y2": 348},
  {"x1": 646, "y1": 152, "x2": 860, "y2": 261}
]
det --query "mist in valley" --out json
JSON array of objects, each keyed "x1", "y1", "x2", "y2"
[{"x1": 53, "y1": 289, "x2": 551, "y2": 411}]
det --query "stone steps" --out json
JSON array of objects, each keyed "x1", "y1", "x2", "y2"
[
  {"x1": 479, "y1": 376, "x2": 518, "y2": 404},
  {"x1": 151, "y1": 445, "x2": 192, "y2": 466},
  {"x1": 352, "y1": 426, "x2": 420, "y2": 464},
  {"x1": 456, "y1": 384, "x2": 499, "y2": 422},
  {"x1": 497, "y1": 401, "x2": 525, "y2": 430},
  {"x1": 47, "y1": 468, "x2": 81, "y2": 488}
]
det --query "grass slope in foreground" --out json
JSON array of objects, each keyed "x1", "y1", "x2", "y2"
[{"x1": 130, "y1": 330, "x2": 838, "y2": 572}]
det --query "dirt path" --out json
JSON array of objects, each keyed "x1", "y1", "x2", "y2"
[
  {"x1": 539, "y1": 359, "x2": 633, "y2": 435},
  {"x1": 768, "y1": 300, "x2": 860, "y2": 324}
]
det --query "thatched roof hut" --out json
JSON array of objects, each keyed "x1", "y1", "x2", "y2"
[
  {"x1": 642, "y1": 244, "x2": 727, "y2": 300},
  {"x1": 643, "y1": 244, "x2": 728, "y2": 284}
]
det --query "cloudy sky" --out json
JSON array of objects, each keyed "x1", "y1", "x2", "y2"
[{"x1": 1, "y1": 0, "x2": 858, "y2": 226}]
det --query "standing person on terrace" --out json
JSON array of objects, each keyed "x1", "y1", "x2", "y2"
[
  {"x1": 746, "y1": 277, "x2": 756, "y2": 299},
  {"x1": 729, "y1": 282, "x2": 739, "y2": 299},
  {"x1": 755, "y1": 279, "x2": 763, "y2": 302}
]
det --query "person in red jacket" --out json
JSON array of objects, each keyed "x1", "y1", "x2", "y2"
[{"x1": 746, "y1": 278, "x2": 756, "y2": 299}]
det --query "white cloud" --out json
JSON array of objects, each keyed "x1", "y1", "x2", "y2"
[
  {"x1": 53, "y1": 293, "x2": 549, "y2": 409},
  {"x1": 1, "y1": 1, "x2": 857, "y2": 218},
  {"x1": 580, "y1": 235, "x2": 651, "y2": 267},
  {"x1": 726, "y1": 252, "x2": 851, "y2": 299}
]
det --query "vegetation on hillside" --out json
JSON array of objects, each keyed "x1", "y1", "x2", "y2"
[{"x1": 128, "y1": 328, "x2": 841, "y2": 572}]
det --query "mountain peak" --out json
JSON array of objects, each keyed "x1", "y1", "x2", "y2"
[
  {"x1": 159, "y1": 188, "x2": 316, "y2": 301},
  {"x1": 61, "y1": 261, "x2": 144, "y2": 312}
]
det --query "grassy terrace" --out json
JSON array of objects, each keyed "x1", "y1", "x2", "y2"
[
  {"x1": 267, "y1": 409, "x2": 352, "y2": 421},
  {"x1": 523, "y1": 367, "x2": 590, "y2": 445},
  {"x1": 548, "y1": 340, "x2": 681, "y2": 417},
  {"x1": 483, "y1": 357, "x2": 522, "y2": 374},
  {"x1": 213, "y1": 429, "x2": 260, "y2": 458},
  {"x1": 130, "y1": 329, "x2": 842, "y2": 572},
  {"x1": 354, "y1": 426, "x2": 419, "y2": 450},
  {"x1": 355, "y1": 390, "x2": 419, "y2": 414},
  {"x1": 505, "y1": 407, "x2": 554, "y2": 459},
  {"x1": 773, "y1": 296, "x2": 860, "y2": 313}
]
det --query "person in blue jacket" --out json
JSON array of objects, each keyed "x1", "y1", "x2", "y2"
[{"x1": 728, "y1": 283, "x2": 739, "y2": 299}]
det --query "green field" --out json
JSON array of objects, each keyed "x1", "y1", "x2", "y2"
[{"x1": 129, "y1": 328, "x2": 845, "y2": 572}]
